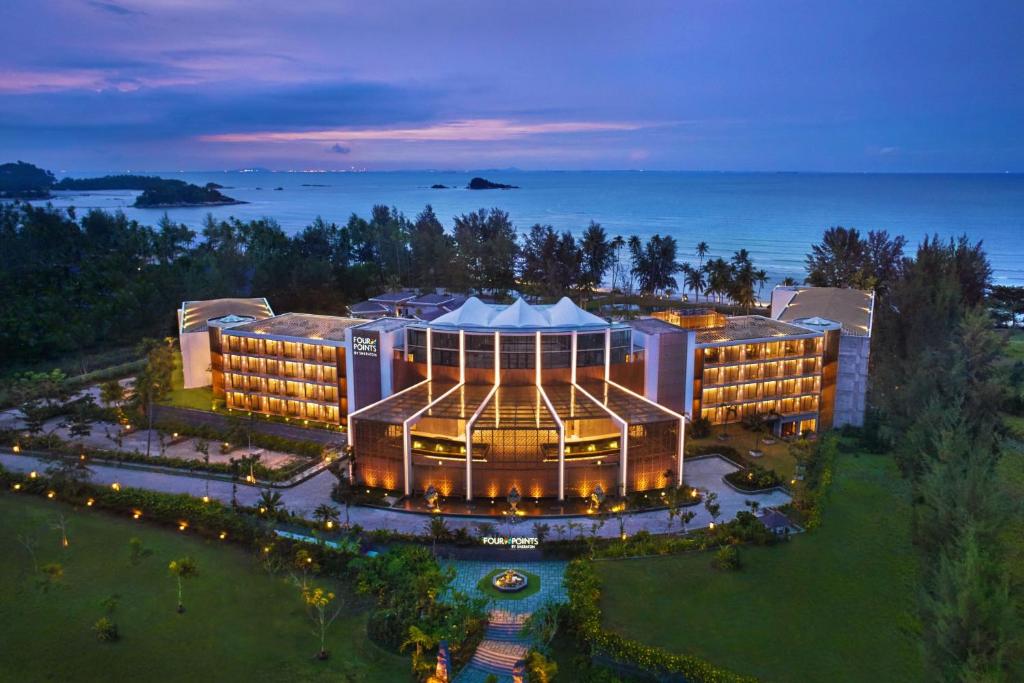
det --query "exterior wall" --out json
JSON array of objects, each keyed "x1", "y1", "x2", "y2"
[
  {"x1": 215, "y1": 332, "x2": 347, "y2": 425},
  {"x1": 180, "y1": 331, "x2": 213, "y2": 389},
  {"x1": 655, "y1": 332, "x2": 691, "y2": 414},
  {"x1": 695, "y1": 335, "x2": 824, "y2": 431},
  {"x1": 834, "y1": 334, "x2": 870, "y2": 427}
]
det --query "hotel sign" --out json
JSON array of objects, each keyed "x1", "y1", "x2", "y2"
[
  {"x1": 481, "y1": 536, "x2": 539, "y2": 550},
  {"x1": 352, "y1": 334, "x2": 379, "y2": 358}
]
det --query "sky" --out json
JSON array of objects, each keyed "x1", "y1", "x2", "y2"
[{"x1": 1, "y1": 0, "x2": 1022, "y2": 173}]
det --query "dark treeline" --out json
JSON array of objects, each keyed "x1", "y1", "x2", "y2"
[
  {"x1": 806, "y1": 227, "x2": 1017, "y2": 680},
  {"x1": 0, "y1": 202, "x2": 768, "y2": 369}
]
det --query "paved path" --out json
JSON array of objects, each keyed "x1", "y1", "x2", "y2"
[
  {"x1": 448, "y1": 561, "x2": 568, "y2": 683},
  {"x1": 0, "y1": 453, "x2": 789, "y2": 537}
]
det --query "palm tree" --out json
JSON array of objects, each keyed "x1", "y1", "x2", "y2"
[
  {"x1": 754, "y1": 268, "x2": 769, "y2": 306},
  {"x1": 168, "y1": 556, "x2": 199, "y2": 613},
  {"x1": 257, "y1": 489, "x2": 283, "y2": 516},
  {"x1": 313, "y1": 504, "x2": 340, "y2": 530},
  {"x1": 401, "y1": 625, "x2": 438, "y2": 675},
  {"x1": 684, "y1": 265, "x2": 705, "y2": 304},
  {"x1": 695, "y1": 241, "x2": 710, "y2": 270},
  {"x1": 780, "y1": 276, "x2": 799, "y2": 286},
  {"x1": 426, "y1": 516, "x2": 450, "y2": 555}
]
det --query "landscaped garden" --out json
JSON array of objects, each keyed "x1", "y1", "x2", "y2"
[
  {"x1": 594, "y1": 447, "x2": 922, "y2": 683},
  {"x1": 0, "y1": 492, "x2": 407, "y2": 682}
]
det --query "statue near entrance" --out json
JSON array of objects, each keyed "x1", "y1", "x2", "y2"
[{"x1": 507, "y1": 485, "x2": 522, "y2": 513}]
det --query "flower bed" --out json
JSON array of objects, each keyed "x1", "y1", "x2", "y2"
[{"x1": 724, "y1": 464, "x2": 784, "y2": 491}]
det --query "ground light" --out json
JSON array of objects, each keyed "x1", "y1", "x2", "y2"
[
  {"x1": 86, "y1": 498, "x2": 94, "y2": 506},
  {"x1": 132, "y1": 510, "x2": 142, "y2": 520},
  {"x1": 29, "y1": 471, "x2": 37, "y2": 479},
  {"x1": 111, "y1": 482, "x2": 121, "y2": 491},
  {"x1": 12, "y1": 483, "x2": 21, "y2": 491},
  {"x1": 46, "y1": 491, "x2": 55, "y2": 499},
  {"x1": 219, "y1": 531, "x2": 227, "y2": 540},
  {"x1": 12, "y1": 444, "x2": 20, "y2": 453}
]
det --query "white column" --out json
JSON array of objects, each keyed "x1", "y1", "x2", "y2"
[
  {"x1": 426, "y1": 328, "x2": 433, "y2": 381},
  {"x1": 677, "y1": 415, "x2": 686, "y2": 486},
  {"x1": 402, "y1": 423, "x2": 412, "y2": 496},
  {"x1": 459, "y1": 330, "x2": 465, "y2": 384},
  {"x1": 604, "y1": 328, "x2": 612, "y2": 381},
  {"x1": 571, "y1": 331, "x2": 578, "y2": 384},
  {"x1": 620, "y1": 422, "x2": 629, "y2": 497}
]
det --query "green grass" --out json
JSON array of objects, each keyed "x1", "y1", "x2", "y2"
[
  {"x1": 162, "y1": 350, "x2": 215, "y2": 411},
  {"x1": 475, "y1": 568, "x2": 541, "y2": 601},
  {"x1": 595, "y1": 449, "x2": 922, "y2": 683},
  {"x1": 999, "y1": 328, "x2": 1024, "y2": 362},
  {"x1": 0, "y1": 493, "x2": 406, "y2": 682},
  {"x1": 690, "y1": 425, "x2": 797, "y2": 480}
]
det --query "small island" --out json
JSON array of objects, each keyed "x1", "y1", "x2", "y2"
[
  {"x1": 0, "y1": 161, "x2": 57, "y2": 199},
  {"x1": 467, "y1": 176, "x2": 518, "y2": 190},
  {"x1": 54, "y1": 174, "x2": 244, "y2": 208},
  {"x1": 430, "y1": 183, "x2": 449, "y2": 189}
]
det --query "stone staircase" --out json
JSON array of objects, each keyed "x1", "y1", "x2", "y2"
[{"x1": 455, "y1": 611, "x2": 530, "y2": 683}]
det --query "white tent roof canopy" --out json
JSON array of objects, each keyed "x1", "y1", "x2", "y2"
[{"x1": 430, "y1": 296, "x2": 609, "y2": 330}]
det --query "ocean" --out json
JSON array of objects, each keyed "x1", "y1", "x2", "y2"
[{"x1": 33, "y1": 171, "x2": 1024, "y2": 288}]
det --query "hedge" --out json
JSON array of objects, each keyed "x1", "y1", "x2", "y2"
[
  {"x1": 0, "y1": 464, "x2": 360, "y2": 576},
  {"x1": 150, "y1": 416, "x2": 326, "y2": 460},
  {"x1": 564, "y1": 559, "x2": 758, "y2": 683},
  {"x1": 1, "y1": 433, "x2": 315, "y2": 484}
]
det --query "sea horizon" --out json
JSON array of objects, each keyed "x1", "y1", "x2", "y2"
[{"x1": 24, "y1": 169, "x2": 1024, "y2": 289}]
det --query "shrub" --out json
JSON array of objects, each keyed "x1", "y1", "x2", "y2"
[
  {"x1": 711, "y1": 545, "x2": 742, "y2": 571},
  {"x1": 689, "y1": 416, "x2": 712, "y2": 439},
  {"x1": 725, "y1": 464, "x2": 783, "y2": 491},
  {"x1": 93, "y1": 617, "x2": 119, "y2": 642}
]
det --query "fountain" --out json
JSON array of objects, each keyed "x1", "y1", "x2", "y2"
[{"x1": 492, "y1": 568, "x2": 528, "y2": 593}]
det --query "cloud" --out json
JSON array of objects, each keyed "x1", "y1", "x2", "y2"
[
  {"x1": 201, "y1": 118, "x2": 645, "y2": 144},
  {"x1": 327, "y1": 143, "x2": 351, "y2": 154},
  {"x1": 86, "y1": 1, "x2": 144, "y2": 16}
]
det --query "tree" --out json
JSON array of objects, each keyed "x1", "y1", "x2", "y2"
[
  {"x1": 99, "y1": 379, "x2": 125, "y2": 409},
  {"x1": 51, "y1": 513, "x2": 71, "y2": 549},
  {"x1": 426, "y1": 515, "x2": 450, "y2": 555},
  {"x1": 257, "y1": 489, "x2": 283, "y2": 516},
  {"x1": 408, "y1": 205, "x2": 455, "y2": 289},
  {"x1": 683, "y1": 263, "x2": 705, "y2": 303},
  {"x1": 630, "y1": 234, "x2": 683, "y2": 295},
  {"x1": 579, "y1": 221, "x2": 614, "y2": 296},
  {"x1": 680, "y1": 509, "x2": 696, "y2": 534},
  {"x1": 704, "y1": 491, "x2": 721, "y2": 526},
  {"x1": 522, "y1": 602, "x2": 562, "y2": 651},
  {"x1": 133, "y1": 338, "x2": 174, "y2": 458},
  {"x1": 64, "y1": 397, "x2": 96, "y2": 446},
  {"x1": 313, "y1": 503, "x2": 341, "y2": 530},
  {"x1": 45, "y1": 455, "x2": 93, "y2": 497},
  {"x1": 532, "y1": 522, "x2": 550, "y2": 544},
  {"x1": 290, "y1": 548, "x2": 321, "y2": 591},
  {"x1": 168, "y1": 557, "x2": 199, "y2": 613},
  {"x1": 695, "y1": 241, "x2": 710, "y2": 270},
  {"x1": 400, "y1": 624, "x2": 438, "y2": 675},
  {"x1": 304, "y1": 586, "x2": 344, "y2": 660},
  {"x1": 805, "y1": 226, "x2": 906, "y2": 294},
  {"x1": 525, "y1": 649, "x2": 558, "y2": 683},
  {"x1": 452, "y1": 208, "x2": 518, "y2": 294}
]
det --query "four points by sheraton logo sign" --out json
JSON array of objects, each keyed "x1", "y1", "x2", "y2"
[
  {"x1": 352, "y1": 335, "x2": 378, "y2": 358},
  {"x1": 481, "y1": 536, "x2": 539, "y2": 550}
]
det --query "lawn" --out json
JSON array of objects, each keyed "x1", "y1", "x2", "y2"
[
  {"x1": 690, "y1": 423, "x2": 798, "y2": 480},
  {"x1": 162, "y1": 350, "x2": 215, "y2": 411},
  {"x1": 595, "y1": 447, "x2": 922, "y2": 683},
  {"x1": 0, "y1": 493, "x2": 406, "y2": 682}
]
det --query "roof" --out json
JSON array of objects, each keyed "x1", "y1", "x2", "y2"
[
  {"x1": 349, "y1": 301, "x2": 390, "y2": 315},
  {"x1": 430, "y1": 296, "x2": 610, "y2": 331},
  {"x1": 628, "y1": 318, "x2": 689, "y2": 335},
  {"x1": 354, "y1": 317, "x2": 418, "y2": 333},
  {"x1": 407, "y1": 293, "x2": 459, "y2": 306},
  {"x1": 227, "y1": 312, "x2": 368, "y2": 342},
  {"x1": 757, "y1": 509, "x2": 792, "y2": 529},
  {"x1": 695, "y1": 316, "x2": 819, "y2": 346},
  {"x1": 775, "y1": 287, "x2": 874, "y2": 337},
  {"x1": 368, "y1": 291, "x2": 416, "y2": 304},
  {"x1": 180, "y1": 298, "x2": 273, "y2": 334}
]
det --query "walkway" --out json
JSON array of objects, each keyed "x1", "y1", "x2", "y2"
[
  {"x1": 0, "y1": 452, "x2": 789, "y2": 538},
  {"x1": 447, "y1": 560, "x2": 568, "y2": 683}
]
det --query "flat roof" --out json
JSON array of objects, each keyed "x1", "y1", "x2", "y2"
[
  {"x1": 627, "y1": 318, "x2": 689, "y2": 335},
  {"x1": 776, "y1": 287, "x2": 874, "y2": 337},
  {"x1": 408, "y1": 293, "x2": 459, "y2": 306},
  {"x1": 227, "y1": 312, "x2": 367, "y2": 342},
  {"x1": 180, "y1": 298, "x2": 273, "y2": 334},
  {"x1": 368, "y1": 291, "x2": 416, "y2": 304},
  {"x1": 695, "y1": 316, "x2": 818, "y2": 346},
  {"x1": 354, "y1": 317, "x2": 418, "y2": 333}
]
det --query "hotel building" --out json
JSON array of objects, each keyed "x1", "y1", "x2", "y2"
[
  {"x1": 209, "y1": 313, "x2": 367, "y2": 425},
  {"x1": 185, "y1": 286, "x2": 870, "y2": 499}
]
